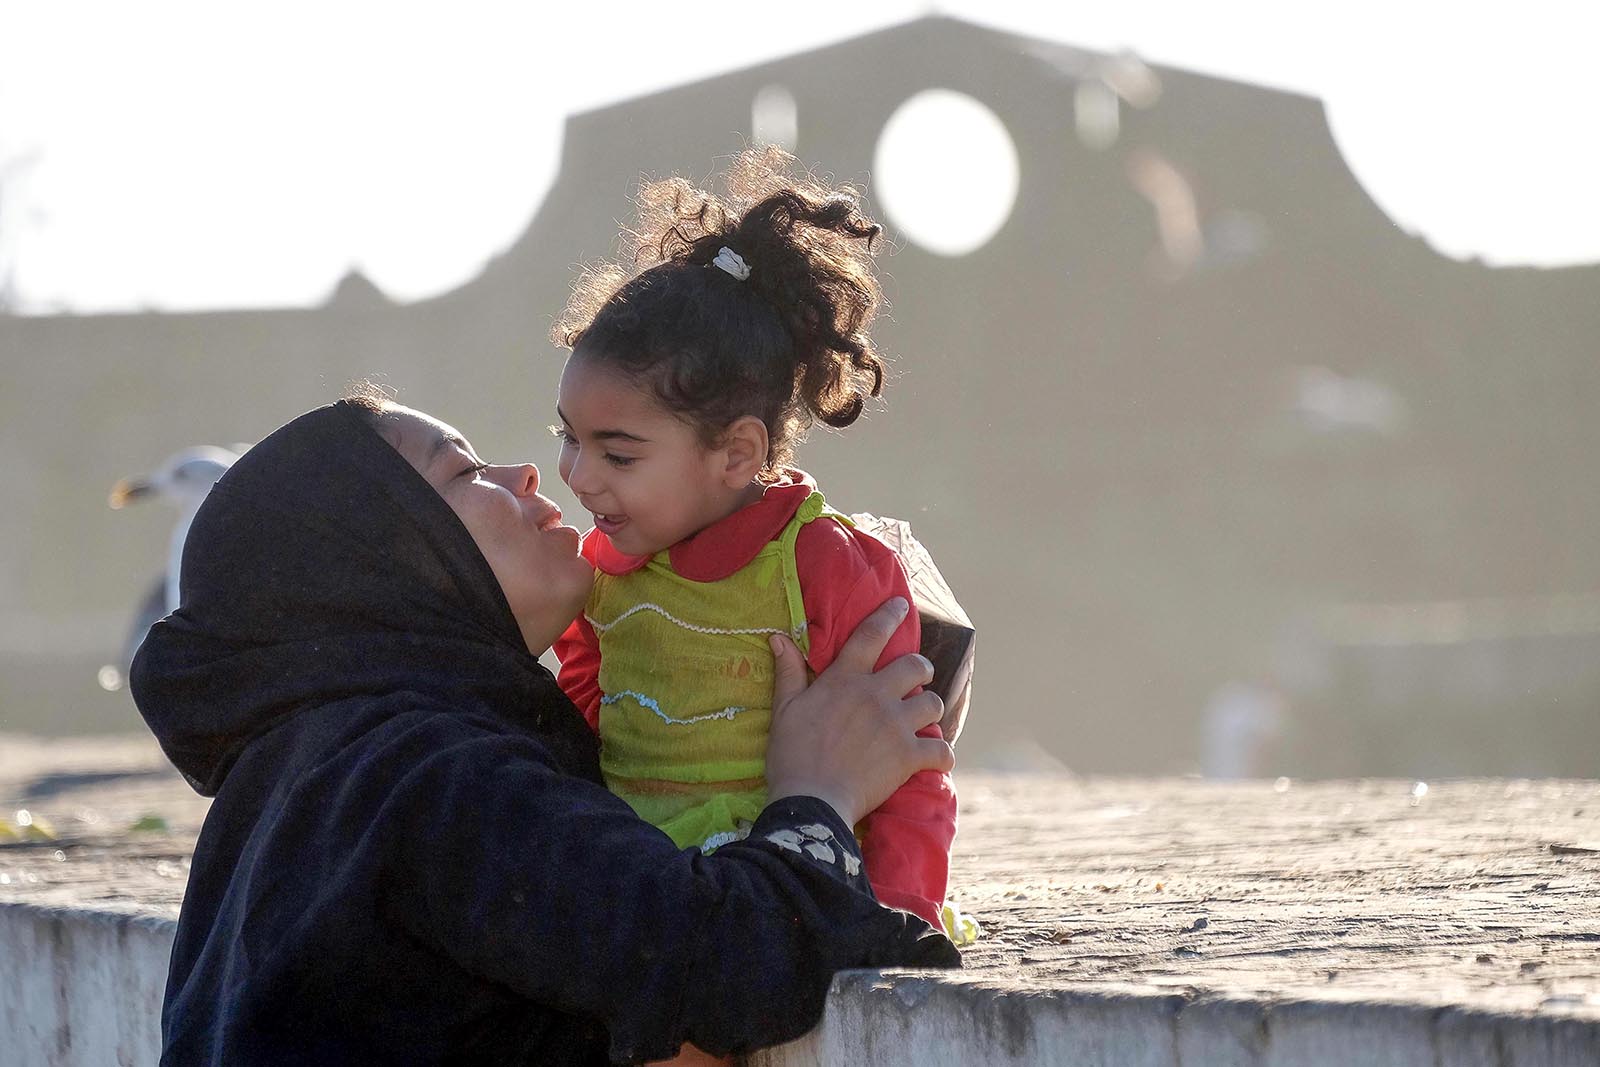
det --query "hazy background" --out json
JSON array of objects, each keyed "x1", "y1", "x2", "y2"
[{"x1": 2, "y1": 2, "x2": 1597, "y2": 779}]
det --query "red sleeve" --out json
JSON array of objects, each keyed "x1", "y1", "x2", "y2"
[
  {"x1": 553, "y1": 534, "x2": 603, "y2": 733},
  {"x1": 795, "y1": 518, "x2": 956, "y2": 929}
]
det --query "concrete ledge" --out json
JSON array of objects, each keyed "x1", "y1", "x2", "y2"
[
  {"x1": 754, "y1": 972, "x2": 1600, "y2": 1067},
  {"x1": 5, "y1": 740, "x2": 1599, "y2": 1065},
  {"x1": 9, "y1": 901, "x2": 1599, "y2": 1067},
  {"x1": 0, "y1": 902, "x2": 174, "y2": 1067}
]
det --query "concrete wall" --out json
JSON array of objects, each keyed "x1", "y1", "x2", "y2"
[
  {"x1": 0, "y1": 904, "x2": 171, "y2": 1067},
  {"x1": 753, "y1": 972, "x2": 1600, "y2": 1067},
  {"x1": 7, "y1": 902, "x2": 1597, "y2": 1066}
]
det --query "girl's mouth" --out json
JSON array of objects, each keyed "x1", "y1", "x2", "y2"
[{"x1": 593, "y1": 513, "x2": 626, "y2": 536}]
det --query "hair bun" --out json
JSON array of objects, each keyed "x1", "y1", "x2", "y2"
[{"x1": 553, "y1": 147, "x2": 888, "y2": 471}]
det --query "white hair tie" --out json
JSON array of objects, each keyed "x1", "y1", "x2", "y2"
[{"x1": 712, "y1": 246, "x2": 751, "y2": 281}]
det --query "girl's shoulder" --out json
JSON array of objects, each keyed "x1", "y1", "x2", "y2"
[
  {"x1": 792, "y1": 508, "x2": 919, "y2": 674},
  {"x1": 794, "y1": 508, "x2": 906, "y2": 588}
]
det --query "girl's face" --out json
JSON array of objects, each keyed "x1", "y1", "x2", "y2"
[
  {"x1": 554, "y1": 358, "x2": 756, "y2": 558},
  {"x1": 381, "y1": 406, "x2": 593, "y2": 653}
]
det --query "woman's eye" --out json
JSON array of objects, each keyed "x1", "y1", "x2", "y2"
[{"x1": 463, "y1": 461, "x2": 489, "y2": 478}]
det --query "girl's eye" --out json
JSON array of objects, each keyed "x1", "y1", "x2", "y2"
[
  {"x1": 547, "y1": 424, "x2": 575, "y2": 445},
  {"x1": 605, "y1": 454, "x2": 636, "y2": 469}
]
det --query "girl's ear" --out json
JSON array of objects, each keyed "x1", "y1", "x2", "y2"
[{"x1": 718, "y1": 416, "x2": 770, "y2": 486}]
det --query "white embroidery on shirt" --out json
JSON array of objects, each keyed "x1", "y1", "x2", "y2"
[
  {"x1": 586, "y1": 602, "x2": 786, "y2": 638},
  {"x1": 803, "y1": 841, "x2": 836, "y2": 864},
  {"x1": 765, "y1": 829, "x2": 804, "y2": 853},
  {"x1": 765, "y1": 823, "x2": 862, "y2": 877}
]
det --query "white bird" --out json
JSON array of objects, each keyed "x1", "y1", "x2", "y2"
[{"x1": 106, "y1": 445, "x2": 242, "y2": 677}]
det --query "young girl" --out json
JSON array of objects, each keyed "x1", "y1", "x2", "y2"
[{"x1": 550, "y1": 148, "x2": 955, "y2": 932}]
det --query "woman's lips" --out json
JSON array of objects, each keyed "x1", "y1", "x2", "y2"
[{"x1": 532, "y1": 502, "x2": 576, "y2": 539}]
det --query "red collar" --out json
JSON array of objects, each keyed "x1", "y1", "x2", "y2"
[{"x1": 586, "y1": 469, "x2": 817, "y2": 582}]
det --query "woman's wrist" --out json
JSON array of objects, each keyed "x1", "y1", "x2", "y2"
[{"x1": 766, "y1": 787, "x2": 853, "y2": 829}]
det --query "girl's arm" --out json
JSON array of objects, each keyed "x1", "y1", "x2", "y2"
[
  {"x1": 796, "y1": 520, "x2": 957, "y2": 928},
  {"x1": 552, "y1": 533, "x2": 604, "y2": 730},
  {"x1": 553, "y1": 613, "x2": 602, "y2": 731}
]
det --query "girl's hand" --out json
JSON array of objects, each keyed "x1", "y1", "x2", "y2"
[{"x1": 765, "y1": 597, "x2": 953, "y2": 827}]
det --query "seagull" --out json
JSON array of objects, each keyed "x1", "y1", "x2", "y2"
[{"x1": 104, "y1": 445, "x2": 242, "y2": 683}]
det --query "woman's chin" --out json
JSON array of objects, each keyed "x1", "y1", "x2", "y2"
[
  {"x1": 547, "y1": 524, "x2": 582, "y2": 550},
  {"x1": 516, "y1": 574, "x2": 595, "y2": 655}
]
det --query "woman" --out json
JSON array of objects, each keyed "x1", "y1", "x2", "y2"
[{"x1": 130, "y1": 397, "x2": 957, "y2": 1065}]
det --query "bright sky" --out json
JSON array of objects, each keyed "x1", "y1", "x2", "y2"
[{"x1": 1, "y1": 1, "x2": 1595, "y2": 313}]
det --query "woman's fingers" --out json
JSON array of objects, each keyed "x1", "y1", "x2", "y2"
[
  {"x1": 768, "y1": 633, "x2": 809, "y2": 712},
  {"x1": 902, "y1": 688, "x2": 945, "y2": 732},
  {"x1": 874, "y1": 652, "x2": 936, "y2": 701},
  {"x1": 915, "y1": 736, "x2": 957, "y2": 774},
  {"x1": 765, "y1": 598, "x2": 950, "y2": 827},
  {"x1": 829, "y1": 596, "x2": 910, "y2": 675}
]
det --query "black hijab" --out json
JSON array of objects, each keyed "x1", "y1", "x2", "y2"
[{"x1": 132, "y1": 401, "x2": 600, "y2": 795}]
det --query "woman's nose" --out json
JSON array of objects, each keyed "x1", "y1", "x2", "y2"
[{"x1": 494, "y1": 463, "x2": 540, "y2": 496}]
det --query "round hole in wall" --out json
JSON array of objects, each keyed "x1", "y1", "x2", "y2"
[{"x1": 872, "y1": 89, "x2": 1019, "y2": 256}]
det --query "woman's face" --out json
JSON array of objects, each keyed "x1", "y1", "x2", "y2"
[{"x1": 381, "y1": 406, "x2": 593, "y2": 653}]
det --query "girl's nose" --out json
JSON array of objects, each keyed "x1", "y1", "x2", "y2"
[{"x1": 564, "y1": 451, "x2": 598, "y2": 496}]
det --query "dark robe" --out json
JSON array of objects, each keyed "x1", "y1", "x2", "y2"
[{"x1": 131, "y1": 402, "x2": 957, "y2": 1066}]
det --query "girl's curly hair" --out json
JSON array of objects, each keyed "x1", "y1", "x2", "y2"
[{"x1": 552, "y1": 147, "x2": 886, "y2": 473}]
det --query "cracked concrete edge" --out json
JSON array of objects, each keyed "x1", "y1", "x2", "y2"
[
  {"x1": 0, "y1": 902, "x2": 176, "y2": 1067},
  {"x1": 750, "y1": 971, "x2": 1600, "y2": 1067},
  {"x1": 7, "y1": 902, "x2": 1597, "y2": 1067}
]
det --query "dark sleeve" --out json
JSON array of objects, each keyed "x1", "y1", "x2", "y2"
[{"x1": 386, "y1": 724, "x2": 959, "y2": 1063}]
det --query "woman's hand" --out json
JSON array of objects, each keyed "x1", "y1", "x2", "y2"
[{"x1": 765, "y1": 597, "x2": 954, "y2": 827}]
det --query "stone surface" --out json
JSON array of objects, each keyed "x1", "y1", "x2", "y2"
[
  {"x1": 0, "y1": 735, "x2": 207, "y2": 919},
  {"x1": 3, "y1": 734, "x2": 1599, "y2": 1010},
  {"x1": 4, "y1": 733, "x2": 1599, "y2": 1065},
  {"x1": 951, "y1": 773, "x2": 1600, "y2": 1017}
]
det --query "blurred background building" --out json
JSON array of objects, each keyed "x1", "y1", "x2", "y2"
[{"x1": 1, "y1": 15, "x2": 1596, "y2": 777}]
